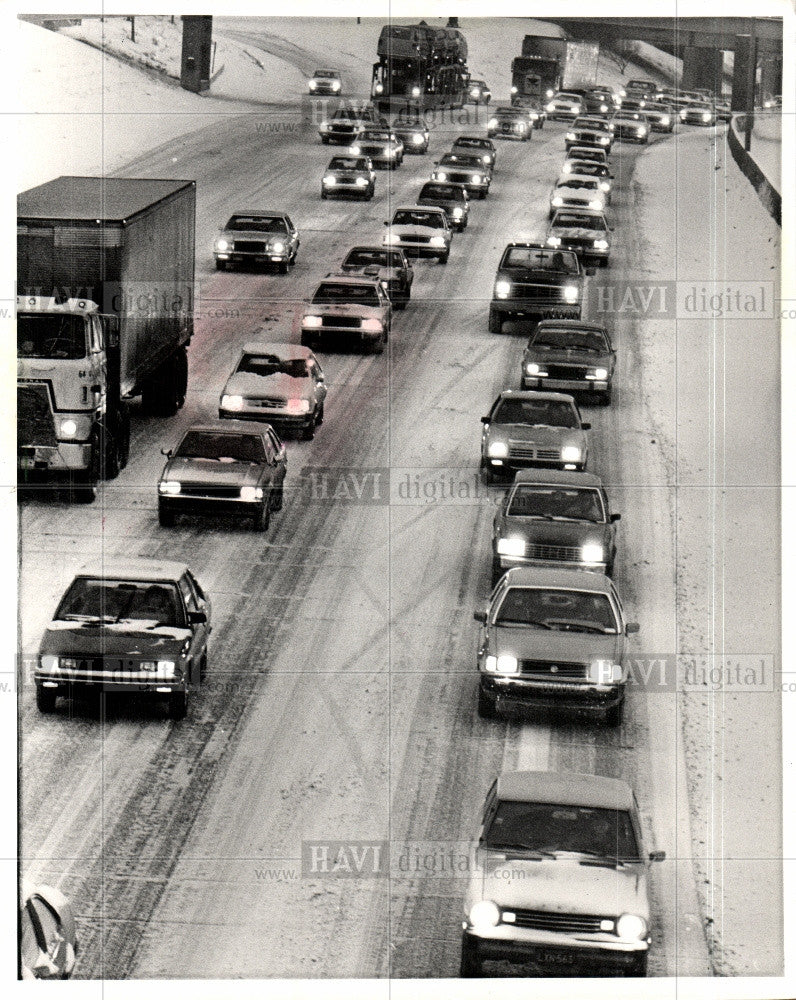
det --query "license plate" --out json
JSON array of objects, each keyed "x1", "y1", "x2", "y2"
[{"x1": 538, "y1": 950, "x2": 577, "y2": 967}]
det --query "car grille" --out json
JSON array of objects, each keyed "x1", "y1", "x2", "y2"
[
  {"x1": 524, "y1": 543, "x2": 584, "y2": 563},
  {"x1": 233, "y1": 240, "x2": 266, "y2": 254},
  {"x1": 359, "y1": 144, "x2": 385, "y2": 155},
  {"x1": 245, "y1": 396, "x2": 286, "y2": 409},
  {"x1": 545, "y1": 364, "x2": 590, "y2": 379},
  {"x1": 507, "y1": 440, "x2": 561, "y2": 461},
  {"x1": 519, "y1": 659, "x2": 590, "y2": 678},
  {"x1": 18, "y1": 382, "x2": 57, "y2": 448},
  {"x1": 401, "y1": 235, "x2": 431, "y2": 245},
  {"x1": 557, "y1": 237, "x2": 597, "y2": 251},
  {"x1": 445, "y1": 171, "x2": 477, "y2": 184},
  {"x1": 180, "y1": 484, "x2": 243, "y2": 499},
  {"x1": 510, "y1": 283, "x2": 571, "y2": 303},
  {"x1": 321, "y1": 316, "x2": 362, "y2": 328},
  {"x1": 508, "y1": 909, "x2": 608, "y2": 934},
  {"x1": 334, "y1": 176, "x2": 359, "y2": 185}
]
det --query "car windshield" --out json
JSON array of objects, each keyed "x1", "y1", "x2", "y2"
[
  {"x1": 315, "y1": 70, "x2": 337, "y2": 78},
  {"x1": 441, "y1": 154, "x2": 481, "y2": 167},
  {"x1": 503, "y1": 248, "x2": 579, "y2": 273},
  {"x1": 55, "y1": 577, "x2": 182, "y2": 626},
  {"x1": 392, "y1": 210, "x2": 444, "y2": 227},
  {"x1": 494, "y1": 586, "x2": 619, "y2": 633},
  {"x1": 236, "y1": 353, "x2": 309, "y2": 378},
  {"x1": 557, "y1": 178, "x2": 599, "y2": 191},
  {"x1": 507, "y1": 485, "x2": 605, "y2": 522},
  {"x1": 566, "y1": 162, "x2": 609, "y2": 177},
  {"x1": 313, "y1": 282, "x2": 380, "y2": 306},
  {"x1": 420, "y1": 183, "x2": 463, "y2": 202},
  {"x1": 496, "y1": 107, "x2": 522, "y2": 117},
  {"x1": 362, "y1": 131, "x2": 391, "y2": 141},
  {"x1": 17, "y1": 314, "x2": 88, "y2": 360},
  {"x1": 344, "y1": 249, "x2": 400, "y2": 267},
  {"x1": 531, "y1": 327, "x2": 609, "y2": 352},
  {"x1": 556, "y1": 93, "x2": 580, "y2": 101},
  {"x1": 492, "y1": 397, "x2": 579, "y2": 428},
  {"x1": 455, "y1": 138, "x2": 488, "y2": 149},
  {"x1": 226, "y1": 215, "x2": 286, "y2": 233},
  {"x1": 574, "y1": 118, "x2": 605, "y2": 129},
  {"x1": 175, "y1": 430, "x2": 266, "y2": 463},
  {"x1": 333, "y1": 109, "x2": 364, "y2": 120},
  {"x1": 329, "y1": 157, "x2": 367, "y2": 170},
  {"x1": 484, "y1": 801, "x2": 640, "y2": 861},
  {"x1": 553, "y1": 212, "x2": 608, "y2": 231}
]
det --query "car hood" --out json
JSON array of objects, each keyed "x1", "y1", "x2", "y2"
[
  {"x1": 554, "y1": 187, "x2": 601, "y2": 201},
  {"x1": 524, "y1": 347, "x2": 612, "y2": 368},
  {"x1": 388, "y1": 224, "x2": 448, "y2": 239},
  {"x1": 488, "y1": 424, "x2": 587, "y2": 448},
  {"x1": 496, "y1": 516, "x2": 610, "y2": 549},
  {"x1": 40, "y1": 621, "x2": 191, "y2": 657},
  {"x1": 163, "y1": 456, "x2": 261, "y2": 487},
  {"x1": 223, "y1": 371, "x2": 313, "y2": 401},
  {"x1": 468, "y1": 850, "x2": 649, "y2": 917},
  {"x1": 487, "y1": 623, "x2": 622, "y2": 663},
  {"x1": 329, "y1": 167, "x2": 369, "y2": 176},
  {"x1": 551, "y1": 224, "x2": 608, "y2": 240},
  {"x1": 500, "y1": 269, "x2": 579, "y2": 286},
  {"x1": 341, "y1": 264, "x2": 401, "y2": 280},
  {"x1": 304, "y1": 302, "x2": 384, "y2": 318}
]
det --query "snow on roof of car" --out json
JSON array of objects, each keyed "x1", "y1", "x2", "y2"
[
  {"x1": 512, "y1": 468, "x2": 604, "y2": 488},
  {"x1": 498, "y1": 565, "x2": 615, "y2": 594},
  {"x1": 241, "y1": 341, "x2": 314, "y2": 358},
  {"x1": 496, "y1": 770, "x2": 634, "y2": 809},
  {"x1": 76, "y1": 558, "x2": 192, "y2": 582}
]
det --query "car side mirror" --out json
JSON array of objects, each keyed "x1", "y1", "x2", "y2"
[
  {"x1": 160, "y1": 447, "x2": 173, "y2": 458},
  {"x1": 649, "y1": 850, "x2": 666, "y2": 862},
  {"x1": 473, "y1": 610, "x2": 487, "y2": 624},
  {"x1": 480, "y1": 416, "x2": 490, "y2": 424},
  {"x1": 626, "y1": 622, "x2": 640, "y2": 635},
  {"x1": 383, "y1": 220, "x2": 389, "y2": 226},
  {"x1": 610, "y1": 513, "x2": 621, "y2": 523},
  {"x1": 188, "y1": 610, "x2": 207, "y2": 625},
  {"x1": 581, "y1": 422, "x2": 591, "y2": 430}
]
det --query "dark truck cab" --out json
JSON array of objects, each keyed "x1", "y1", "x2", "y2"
[{"x1": 17, "y1": 176, "x2": 196, "y2": 501}]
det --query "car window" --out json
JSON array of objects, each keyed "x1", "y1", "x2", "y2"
[
  {"x1": 530, "y1": 326, "x2": 609, "y2": 352},
  {"x1": 178, "y1": 574, "x2": 198, "y2": 613},
  {"x1": 17, "y1": 315, "x2": 89, "y2": 361},
  {"x1": 502, "y1": 248, "x2": 579, "y2": 273},
  {"x1": 186, "y1": 570, "x2": 206, "y2": 603},
  {"x1": 176, "y1": 431, "x2": 266, "y2": 463},
  {"x1": 344, "y1": 249, "x2": 390, "y2": 267},
  {"x1": 267, "y1": 428, "x2": 283, "y2": 456},
  {"x1": 507, "y1": 485, "x2": 605, "y2": 522},
  {"x1": 237, "y1": 354, "x2": 309, "y2": 379},
  {"x1": 329, "y1": 157, "x2": 367, "y2": 170},
  {"x1": 492, "y1": 396, "x2": 579, "y2": 428},
  {"x1": 262, "y1": 432, "x2": 277, "y2": 464},
  {"x1": 312, "y1": 282, "x2": 381, "y2": 307},
  {"x1": 20, "y1": 902, "x2": 43, "y2": 970},
  {"x1": 27, "y1": 897, "x2": 63, "y2": 961},
  {"x1": 226, "y1": 216, "x2": 287, "y2": 233},
  {"x1": 553, "y1": 212, "x2": 608, "y2": 231},
  {"x1": 484, "y1": 801, "x2": 641, "y2": 860},
  {"x1": 493, "y1": 586, "x2": 619, "y2": 633},
  {"x1": 55, "y1": 578, "x2": 183, "y2": 626},
  {"x1": 392, "y1": 210, "x2": 444, "y2": 228}
]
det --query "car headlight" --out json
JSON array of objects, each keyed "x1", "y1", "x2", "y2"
[
  {"x1": 588, "y1": 199, "x2": 603, "y2": 210},
  {"x1": 593, "y1": 367, "x2": 608, "y2": 379},
  {"x1": 350, "y1": 144, "x2": 361, "y2": 155},
  {"x1": 411, "y1": 86, "x2": 421, "y2": 97},
  {"x1": 469, "y1": 900, "x2": 501, "y2": 928},
  {"x1": 452, "y1": 207, "x2": 464, "y2": 218},
  {"x1": 488, "y1": 118, "x2": 498, "y2": 129},
  {"x1": 488, "y1": 441, "x2": 508, "y2": 458},
  {"x1": 546, "y1": 236, "x2": 561, "y2": 246},
  {"x1": 319, "y1": 121, "x2": 329, "y2": 131},
  {"x1": 702, "y1": 112, "x2": 711, "y2": 122},
  {"x1": 599, "y1": 181, "x2": 610, "y2": 192},
  {"x1": 680, "y1": 109, "x2": 687, "y2": 118},
  {"x1": 600, "y1": 104, "x2": 607, "y2": 112},
  {"x1": 271, "y1": 241, "x2": 285, "y2": 254},
  {"x1": 323, "y1": 175, "x2": 336, "y2": 186},
  {"x1": 332, "y1": 80, "x2": 341, "y2": 91},
  {"x1": 546, "y1": 88, "x2": 554, "y2": 98},
  {"x1": 240, "y1": 486, "x2": 264, "y2": 502},
  {"x1": 308, "y1": 80, "x2": 317, "y2": 89},
  {"x1": 552, "y1": 196, "x2": 564, "y2": 207},
  {"x1": 141, "y1": 659, "x2": 177, "y2": 678},
  {"x1": 429, "y1": 236, "x2": 446, "y2": 247},
  {"x1": 39, "y1": 654, "x2": 59, "y2": 672},
  {"x1": 495, "y1": 655, "x2": 519, "y2": 674},
  {"x1": 637, "y1": 127, "x2": 647, "y2": 136},
  {"x1": 361, "y1": 318, "x2": 384, "y2": 332},
  {"x1": 546, "y1": 103, "x2": 555, "y2": 112},
  {"x1": 561, "y1": 445, "x2": 582, "y2": 463},
  {"x1": 355, "y1": 176, "x2": 367, "y2": 187},
  {"x1": 286, "y1": 398, "x2": 311, "y2": 414},
  {"x1": 375, "y1": 83, "x2": 383, "y2": 94},
  {"x1": 566, "y1": 131, "x2": 576, "y2": 141},
  {"x1": 471, "y1": 89, "x2": 480, "y2": 98},
  {"x1": 59, "y1": 418, "x2": 78, "y2": 438},
  {"x1": 581, "y1": 542, "x2": 604, "y2": 564},
  {"x1": 562, "y1": 162, "x2": 572, "y2": 173},
  {"x1": 483, "y1": 154, "x2": 492, "y2": 164},
  {"x1": 525, "y1": 362, "x2": 541, "y2": 375},
  {"x1": 216, "y1": 238, "x2": 231, "y2": 253},
  {"x1": 384, "y1": 233, "x2": 400, "y2": 245},
  {"x1": 303, "y1": 315, "x2": 323, "y2": 328},
  {"x1": 159, "y1": 480, "x2": 182, "y2": 495},
  {"x1": 412, "y1": 133, "x2": 424, "y2": 144},
  {"x1": 471, "y1": 174, "x2": 482, "y2": 184},
  {"x1": 497, "y1": 537, "x2": 525, "y2": 557},
  {"x1": 661, "y1": 116, "x2": 670, "y2": 126},
  {"x1": 563, "y1": 284, "x2": 579, "y2": 302},
  {"x1": 494, "y1": 280, "x2": 511, "y2": 298},
  {"x1": 616, "y1": 914, "x2": 648, "y2": 941},
  {"x1": 386, "y1": 148, "x2": 396, "y2": 157},
  {"x1": 599, "y1": 136, "x2": 609, "y2": 145},
  {"x1": 511, "y1": 85, "x2": 518, "y2": 94},
  {"x1": 436, "y1": 171, "x2": 447, "y2": 181},
  {"x1": 220, "y1": 393, "x2": 244, "y2": 410}
]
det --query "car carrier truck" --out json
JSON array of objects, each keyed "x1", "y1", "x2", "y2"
[
  {"x1": 17, "y1": 176, "x2": 196, "y2": 501},
  {"x1": 511, "y1": 36, "x2": 600, "y2": 106}
]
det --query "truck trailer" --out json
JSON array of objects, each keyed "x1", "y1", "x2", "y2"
[
  {"x1": 512, "y1": 35, "x2": 600, "y2": 106},
  {"x1": 17, "y1": 176, "x2": 196, "y2": 502}
]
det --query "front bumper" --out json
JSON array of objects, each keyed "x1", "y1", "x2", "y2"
[
  {"x1": 219, "y1": 407, "x2": 312, "y2": 428},
  {"x1": 494, "y1": 551, "x2": 608, "y2": 574},
  {"x1": 462, "y1": 929, "x2": 647, "y2": 975},
  {"x1": 485, "y1": 455, "x2": 586, "y2": 473},
  {"x1": 491, "y1": 299, "x2": 582, "y2": 320},
  {"x1": 159, "y1": 495, "x2": 264, "y2": 518},
  {"x1": 488, "y1": 127, "x2": 529, "y2": 141},
  {"x1": 35, "y1": 667, "x2": 187, "y2": 696},
  {"x1": 479, "y1": 674, "x2": 624, "y2": 713},
  {"x1": 392, "y1": 241, "x2": 449, "y2": 258},
  {"x1": 215, "y1": 250, "x2": 289, "y2": 265},
  {"x1": 520, "y1": 376, "x2": 610, "y2": 394},
  {"x1": 18, "y1": 442, "x2": 92, "y2": 474},
  {"x1": 302, "y1": 322, "x2": 385, "y2": 342},
  {"x1": 322, "y1": 179, "x2": 371, "y2": 197}
]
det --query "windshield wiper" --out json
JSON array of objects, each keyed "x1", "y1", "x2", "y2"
[
  {"x1": 60, "y1": 613, "x2": 115, "y2": 624},
  {"x1": 495, "y1": 619, "x2": 552, "y2": 630},
  {"x1": 486, "y1": 842, "x2": 557, "y2": 858}
]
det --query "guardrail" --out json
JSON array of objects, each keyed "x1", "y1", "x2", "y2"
[{"x1": 728, "y1": 115, "x2": 781, "y2": 226}]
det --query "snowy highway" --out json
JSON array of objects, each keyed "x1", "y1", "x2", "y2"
[{"x1": 17, "y1": 20, "x2": 782, "y2": 983}]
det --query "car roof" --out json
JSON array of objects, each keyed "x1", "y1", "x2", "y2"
[
  {"x1": 534, "y1": 319, "x2": 608, "y2": 334},
  {"x1": 496, "y1": 770, "x2": 633, "y2": 809},
  {"x1": 455, "y1": 135, "x2": 492, "y2": 143},
  {"x1": 499, "y1": 565, "x2": 616, "y2": 594},
  {"x1": 240, "y1": 341, "x2": 314, "y2": 359},
  {"x1": 512, "y1": 468, "x2": 604, "y2": 489},
  {"x1": 346, "y1": 244, "x2": 404, "y2": 254},
  {"x1": 76, "y1": 558, "x2": 191, "y2": 582},
  {"x1": 394, "y1": 204, "x2": 446, "y2": 214},
  {"x1": 184, "y1": 420, "x2": 267, "y2": 436},
  {"x1": 552, "y1": 207, "x2": 606, "y2": 218},
  {"x1": 497, "y1": 389, "x2": 576, "y2": 403},
  {"x1": 315, "y1": 272, "x2": 381, "y2": 286}
]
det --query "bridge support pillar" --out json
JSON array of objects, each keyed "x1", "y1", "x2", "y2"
[{"x1": 681, "y1": 45, "x2": 724, "y2": 93}]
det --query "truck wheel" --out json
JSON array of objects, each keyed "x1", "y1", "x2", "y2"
[
  {"x1": 36, "y1": 685, "x2": 57, "y2": 713},
  {"x1": 477, "y1": 684, "x2": 498, "y2": 720},
  {"x1": 100, "y1": 421, "x2": 121, "y2": 480},
  {"x1": 606, "y1": 699, "x2": 625, "y2": 728},
  {"x1": 301, "y1": 414, "x2": 317, "y2": 440},
  {"x1": 438, "y1": 251, "x2": 449, "y2": 264},
  {"x1": 460, "y1": 935, "x2": 482, "y2": 977},
  {"x1": 253, "y1": 497, "x2": 271, "y2": 531},
  {"x1": 321, "y1": 136, "x2": 330, "y2": 144},
  {"x1": 168, "y1": 691, "x2": 188, "y2": 721},
  {"x1": 271, "y1": 482, "x2": 284, "y2": 511},
  {"x1": 488, "y1": 309, "x2": 503, "y2": 334}
]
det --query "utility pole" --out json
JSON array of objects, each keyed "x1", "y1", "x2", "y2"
[{"x1": 744, "y1": 19, "x2": 757, "y2": 152}]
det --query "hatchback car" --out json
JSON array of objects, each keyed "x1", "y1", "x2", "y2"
[
  {"x1": 321, "y1": 155, "x2": 376, "y2": 200},
  {"x1": 383, "y1": 205, "x2": 452, "y2": 263},
  {"x1": 219, "y1": 342, "x2": 326, "y2": 438},
  {"x1": 521, "y1": 319, "x2": 615, "y2": 403},
  {"x1": 308, "y1": 68, "x2": 342, "y2": 95},
  {"x1": 490, "y1": 243, "x2": 590, "y2": 332},
  {"x1": 491, "y1": 469, "x2": 620, "y2": 583},
  {"x1": 460, "y1": 770, "x2": 663, "y2": 976},
  {"x1": 159, "y1": 422, "x2": 287, "y2": 531},
  {"x1": 301, "y1": 274, "x2": 392, "y2": 352},
  {"x1": 480, "y1": 390, "x2": 590, "y2": 482},
  {"x1": 467, "y1": 79, "x2": 492, "y2": 104},
  {"x1": 214, "y1": 210, "x2": 299, "y2": 272},
  {"x1": 417, "y1": 181, "x2": 470, "y2": 231},
  {"x1": 20, "y1": 879, "x2": 78, "y2": 979},
  {"x1": 390, "y1": 114, "x2": 430, "y2": 154},
  {"x1": 545, "y1": 91, "x2": 583, "y2": 120},
  {"x1": 547, "y1": 208, "x2": 612, "y2": 266},
  {"x1": 350, "y1": 128, "x2": 404, "y2": 168},
  {"x1": 549, "y1": 176, "x2": 606, "y2": 217},
  {"x1": 35, "y1": 558, "x2": 212, "y2": 719},
  {"x1": 452, "y1": 135, "x2": 498, "y2": 168},
  {"x1": 340, "y1": 245, "x2": 414, "y2": 308},
  {"x1": 488, "y1": 106, "x2": 532, "y2": 141},
  {"x1": 473, "y1": 567, "x2": 638, "y2": 724},
  {"x1": 431, "y1": 153, "x2": 491, "y2": 197}
]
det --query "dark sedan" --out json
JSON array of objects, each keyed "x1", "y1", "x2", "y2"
[
  {"x1": 417, "y1": 181, "x2": 470, "y2": 231},
  {"x1": 522, "y1": 319, "x2": 616, "y2": 404},
  {"x1": 158, "y1": 422, "x2": 287, "y2": 531}
]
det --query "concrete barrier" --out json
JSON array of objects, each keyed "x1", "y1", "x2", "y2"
[{"x1": 728, "y1": 116, "x2": 781, "y2": 226}]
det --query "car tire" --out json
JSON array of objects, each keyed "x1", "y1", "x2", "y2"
[
  {"x1": 629, "y1": 952, "x2": 648, "y2": 977},
  {"x1": 254, "y1": 497, "x2": 271, "y2": 531},
  {"x1": 321, "y1": 191, "x2": 328, "y2": 200},
  {"x1": 477, "y1": 684, "x2": 498, "y2": 720},
  {"x1": 371, "y1": 333, "x2": 386, "y2": 355},
  {"x1": 302, "y1": 415, "x2": 317, "y2": 440},
  {"x1": 215, "y1": 260, "x2": 226, "y2": 270},
  {"x1": 602, "y1": 386, "x2": 612, "y2": 406},
  {"x1": 488, "y1": 309, "x2": 503, "y2": 334},
  {"x1": 438, "y1": 252, "x2": 449, "y2": 264},
  {"x1": 271, "y1": 482, "x2": 284, "y2": 511},
  {"x1": 606, "y1": 699, "x2": 624, "y2": 728},
  {"x1": 158, "y1": 504, "x2": 176, "y2": 528},
  {"x1": 278, "y1": 261, "x2": 289, "y2": 275},
  {"x1": 316, "y1": 403, "x2": 325, "y2": 426},
  {"x1": 199, "y1": 652, "x2": 207, "y2": 681},
  {"x1": 479, "y1": 190, "x2": 487, "y2": 198},
  {"x1": 460, "y1": 935, "x2": 482, "y2": 977},
  {"x1": 484, "y1": 465, "x2": 500, "y2": 486},
  {"x1": 168, "y1": 690, "x2": 188, "y2": 721},
  {"x1": 321, "y1": 136, "x2": 330, "y2": 144},
  {"x1": 36, "y1": 685, "x2": 57, "y2": 713}
]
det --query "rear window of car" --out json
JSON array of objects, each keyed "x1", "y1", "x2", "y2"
[
  {"x1": 313, "y1": 282, "x2": 380, "y2": 306},
  {"x1": 502, "y1": 247, "x2": 579, "y2": 273}
]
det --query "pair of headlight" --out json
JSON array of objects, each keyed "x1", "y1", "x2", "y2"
[{"x1": 468, "y1": 901, "x2": 647, "y2": 940}]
